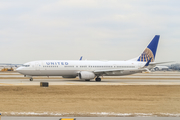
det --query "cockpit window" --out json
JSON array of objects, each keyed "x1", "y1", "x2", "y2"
[{"x1": 22, "y1": 65, "x2": 30, "y2": 67}]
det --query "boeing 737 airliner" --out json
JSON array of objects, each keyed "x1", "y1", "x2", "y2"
[{"x1": 17, "y1": 35, "x2": 161, "y2": 82}]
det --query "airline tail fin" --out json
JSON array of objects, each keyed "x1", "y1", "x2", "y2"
[{"x1": 137, "y1": 35, "x2": 160, "y2": 62}]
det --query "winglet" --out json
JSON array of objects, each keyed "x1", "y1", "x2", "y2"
[{"x1": 79, "y1": 56, "x2": 83, "y2": 60}]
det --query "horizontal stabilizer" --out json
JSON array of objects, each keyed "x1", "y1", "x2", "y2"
[{"x1": 150, "y1": 61, "x2": 174, "y2": 65}]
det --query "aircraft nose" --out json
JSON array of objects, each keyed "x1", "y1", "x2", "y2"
[
  {"x1": 16, "y1": 67, "x2": 25, "y2": 74},
  {"x1": 16, "y1": 67, "x2": 21, "y2": 72}
]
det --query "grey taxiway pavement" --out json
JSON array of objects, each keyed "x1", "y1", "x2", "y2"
[
  {"x1": 1, "y1": 78, "x2": 180, "y2": 85},
  {"x1": 0, "y1": 71, "x2": 180, "y2": 85}
]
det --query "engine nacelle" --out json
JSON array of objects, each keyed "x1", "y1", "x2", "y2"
[{"x1": 78, "y1": 71, "x2": 95, "y2": 80}]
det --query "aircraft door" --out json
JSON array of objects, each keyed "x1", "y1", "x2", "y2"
[
  {"x1": 138, "y1": 63, "x2": 142, "y2": 68},
  {"x1": 35, "y1": 62, "x2": 40, "y2": 70}
]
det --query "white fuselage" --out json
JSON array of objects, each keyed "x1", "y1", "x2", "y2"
[
  {"x1": 16, "y1": 60, "x2": 154, "y2": 77},
  {"x1": 16, "y1": 35, "x2": 160, "y2": 81}
]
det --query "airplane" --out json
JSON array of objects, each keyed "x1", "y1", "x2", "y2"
[
  {"x1": 17, "y1": 35, "x2": 163, "y2": 82},
  {"x1": 0, "y1": 63, "x2": 22, "y2": 68},
  {"x1": 153, "y1": 65, "x2": 169, "y2": 71}
]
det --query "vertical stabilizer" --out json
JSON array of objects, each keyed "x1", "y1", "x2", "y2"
[{"x1": 137, "y1": 35, "x2": 160, "y2": 62}]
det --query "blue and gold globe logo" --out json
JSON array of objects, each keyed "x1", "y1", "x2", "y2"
[{"x1": 138, "y1": 48, "x2": 154, "y2": 62}]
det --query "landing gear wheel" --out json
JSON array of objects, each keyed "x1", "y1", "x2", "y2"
[
  {"x1": 85, "y1": 79, "x2": 90, "y2": 81},
  {"x1": 30, "y1": 78, "x2": 33, "y2": 81},
  {"x1": 95, "y1": 77, "x2": 101, "y2": 82}
]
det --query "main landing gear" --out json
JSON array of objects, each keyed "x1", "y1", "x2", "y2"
[
  {"x1": 95, "y1": 77, "x2": 101, "y2": 82},
  {"x1": 30, "y1": 78, "x2": 33, "y2": 81}
]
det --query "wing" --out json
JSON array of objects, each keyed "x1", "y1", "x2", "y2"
[
  {"x1": 94, "y1": 58, "x2": 153, "y2": 75},
  {"x1": 93, "y1": 68, "x2": 146, "y2": 75}
]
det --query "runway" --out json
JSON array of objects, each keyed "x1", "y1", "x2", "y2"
[
  {"x1": 0, "y1": 71, "x2": 180, "y2": 85},
  {"x1": 1, "y1": 71, "x2": 180, "y2": 118},
  {"x1": 1, "y1": 79, "x2": 180, "y2": 85}
]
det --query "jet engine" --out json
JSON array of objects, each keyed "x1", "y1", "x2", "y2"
[{"x1": 78, "y1": 71, "x2": 95, "y2": 80}]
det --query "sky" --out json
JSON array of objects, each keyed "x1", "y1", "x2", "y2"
[{"x1": 0, "y1": 0, "x2": 180, "y2": 64}]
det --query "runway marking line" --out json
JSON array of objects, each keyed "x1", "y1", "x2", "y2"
[
  {"x1": 67, "y1": 83, "x2": 75, "y2": 85},
  {"x1": 0, "y1": 83, "x2": 13, "y2": 86}
]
